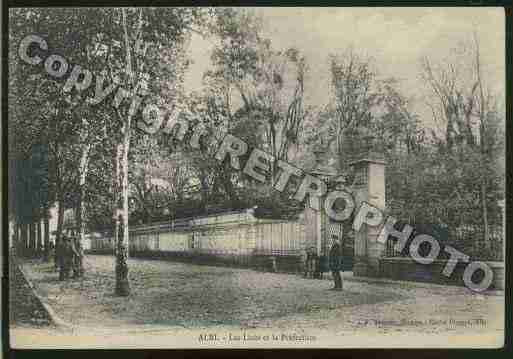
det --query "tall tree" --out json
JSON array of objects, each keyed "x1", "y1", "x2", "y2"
[
  {"x1": 209, "y1": 8, "x2": 309, "y2": 167},
  {"x1": 422, "y1": 36, "x2": 504, "y2": 245},
  {"x1": 102, "y1": 8, "x2": 206, "y2": 295}
]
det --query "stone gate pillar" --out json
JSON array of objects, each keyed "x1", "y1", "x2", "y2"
[{"x1": 350, "y1": 153, "x2": 386, "y2": 277}]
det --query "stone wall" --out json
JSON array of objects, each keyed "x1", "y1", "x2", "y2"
[
  {"x1": 380, "y1": 257, "x2": 504, "y2": 290},
  {"x1": 89, "y1": 210, "x2": 306, "y2": 273}
]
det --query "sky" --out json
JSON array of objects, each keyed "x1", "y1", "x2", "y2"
[{"x1": 184, "y1": 7, "x2": 505, "y2": 127}]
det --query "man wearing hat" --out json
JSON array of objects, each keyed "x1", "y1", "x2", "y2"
[
  {"x1": 57, "y1": 235, "x2": 68, "y2": 280},
  {"x1": 329, "y1": 235, "x2": 343, "y2": 290},
  {"x1": 59, "y1": 234, "x2": 77, "y2": 280},
  {"x1": 71, "y1": 234, "x2": 83, "y2": 278}
]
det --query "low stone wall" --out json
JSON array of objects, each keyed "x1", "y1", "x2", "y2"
[
  {"x1": 380, "y1": 257, "x2": 504, "y2": 290},
  {"x1": 90, "y1": 211, "x2": 306, "y2": 259}
]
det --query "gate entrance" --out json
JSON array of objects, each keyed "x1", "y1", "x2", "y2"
[
  {"x1": 323, "y1": 218, "x2": 352, "y2": 271},
  {"x1": 302, "y1": 151, "x2": 386, "y2": 276}
]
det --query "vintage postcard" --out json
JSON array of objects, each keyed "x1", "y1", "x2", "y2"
[{"x1": 6, "y1": 7, "x2": 506, "y2": 349}]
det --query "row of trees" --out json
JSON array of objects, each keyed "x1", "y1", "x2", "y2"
[
  {"x1": 9, "y1": 7, "x2": 211, "y2": 295},
  {"x1": 9, "y1": 8, "x2": 504, "y2": 296}
]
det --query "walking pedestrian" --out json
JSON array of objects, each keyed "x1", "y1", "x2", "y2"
[{"x1": 329, "y1": 236, "x2": 343, "y2": 290}]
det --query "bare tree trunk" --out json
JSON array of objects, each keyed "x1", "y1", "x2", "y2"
[
  {"x1": 113, "y1": 145, "x2": 120, "y2": 260},
  {"x1": 474, "y1": 33, "x2": 490, "y2": 248},
  {"x1": 77, "y1": 141, "x2": 91, "y2": 276},
  {"x1": 222, "y1": 167, "x2": 238, "y2": 205},
  {"x1": 20, "y1": 223, "x2": 28, "y2": 257},
  {"x1": 36, "y1": 219, "x2": 42, "y2": 257},
  {"x1": 43, "y1": 206, "x2": 50, "y2": 262},
  {"x1": 270, "y1": 121, "x2": 277, "y2": 178},
  {"x1": 12, "y1": 220, "x2": 19, "y2": 253},
  {"x1": 29, "y1": 222, "x2": 36, "y2": 256},
  {"x1": 481, "y1": 179, "x2": 490, "y2": 246},
  {"x1": 113, "y1": 7, "x2": 145, "y2": 296},
  {"x1": 55, "y1": 196, "x2": 65, "y2": 269},
  {"x1": 199, "y1": 169, "x2": 209, "y2": 210},
  {"x1": 114, "y1": 133, "x2": 130, "y2": 296},
  {"x1": 28, "y1": 223, "x2": 33, "y2": 251}
]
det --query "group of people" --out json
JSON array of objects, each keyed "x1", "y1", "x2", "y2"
[
  {"x1": 55, "y1": 233, "x2": 84, "y2": 281},
  {"x1": 303, "y1": 235, "x2": 344, "y2": 291},
  {"x1": 303, "y1": 247, "x2": 322, "y2": 279}
]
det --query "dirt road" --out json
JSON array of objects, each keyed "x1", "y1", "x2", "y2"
[{"x1": 10, "y1": 255, "x2": 504, "y2": 348}]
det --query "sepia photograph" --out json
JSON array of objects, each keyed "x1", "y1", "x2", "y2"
[{"x1": 5, "y1": 6, "x2": 506, "y2": 349}]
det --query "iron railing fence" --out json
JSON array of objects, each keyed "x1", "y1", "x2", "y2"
[{"x1": 384, "y1": 224, "x2": 503, "y2": 261}]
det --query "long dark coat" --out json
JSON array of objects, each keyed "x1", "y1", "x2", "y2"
[{"x1": 329, "y1": 243, "x2": 343, "y2": 271}]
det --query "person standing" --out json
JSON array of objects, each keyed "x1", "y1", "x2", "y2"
[
  {"x1": 48, "y1": 240, "x2": 55, "y2": 263},
  {"x1": 58, "y1": 235, "x2": 70, "y2": 280},
  {"x1": 54, "y1": 235, "x2": 62, "y2": 271},
  {"x1": 300, "y1": 248, "x2": 308, "y2": 277},
  {"x1": 72, "y1": 235, "x2": 83, "y2": 278},
  {"x1": 329, "y1": 236, "x2": 343, "y2": 290},
  {"x1": 306, "y1": 247, "x2": 317, "y2": 278},
  {"x1": 66, "y1": 235, "x2": 79, "y2": 279}
]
